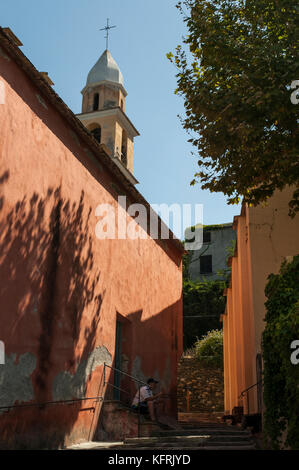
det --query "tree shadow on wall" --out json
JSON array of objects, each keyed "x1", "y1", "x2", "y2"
[{"x1": 0, "y1": 176, "x2": 105, "y2": 449}]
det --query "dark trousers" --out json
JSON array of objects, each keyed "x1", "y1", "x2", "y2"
[{"x1": 131, "y1": 401, "x2": 149, "y2": 414}]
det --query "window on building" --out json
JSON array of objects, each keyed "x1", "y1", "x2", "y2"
[
  {"x1": 203, "y1": 230, "x2": 211, "y2": 243},
  {"x1": 200, "y1": 255, "x2": 212, "y2": 274},
  {"x1": 91, "y1": 126, "x2": 101, "y2": 143},
  {"x1": 93, "y1": 93, "x2": 99, "y2": 111},
  {"x1": 203, "y1": 231, "x2": 211, "y2": 244}
]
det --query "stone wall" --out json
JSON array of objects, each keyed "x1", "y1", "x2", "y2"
[{"x1": 177, "y1": 357, "x2": 224, "y2": 412}]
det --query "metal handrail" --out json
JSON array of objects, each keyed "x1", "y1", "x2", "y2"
[
  {"x1": 103, "y1": 363, "x2": 147, "y2": 386},
  {"x1": 239, "y1": 380, "x2": 262, "y2": 399},
  {"x1": 103, "y1": 362, "x2": 148, "y2": 437},
  {"x1": 0, "y1": 395, "x2": 103, "y2": 412},
  {"x1": 238, "y1": 380, "x2": 263, "y2": 415}
]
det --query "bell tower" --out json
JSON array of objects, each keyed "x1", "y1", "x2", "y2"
[{"x1": 77, "y1": 49, "x2": 139, "y2": 185}]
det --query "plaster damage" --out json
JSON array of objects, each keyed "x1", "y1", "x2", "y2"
[
  {"x1": 52, "y1": 346, "x2": 112, "y2": 400},
  {"x1": 0, "y1": 352, "x2": 37, "y2": 412}
]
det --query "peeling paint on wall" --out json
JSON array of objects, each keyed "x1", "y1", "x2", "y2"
[
  {"x1": 0, "y1": 352, "x2": 37, "y2": 412},
  {"x1": 52, "y1": 346, "x2": 112, "y2": 401}
]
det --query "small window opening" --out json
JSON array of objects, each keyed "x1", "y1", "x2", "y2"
[
  {"x1": 200, "y1": 255, "x2": 212, "y2": 274},
  {"x1": 93, "y1": 93, "x2": 99, "y2": 111},
  {"x1": 121, "y1": 129, "x2": 128, "y2": 167},
  {"x1": 91, "y1": 126, "x2": 101, "y2": 143},
  {"x1": 203, "y1": 231, "x2": 211, "y2": 244}
]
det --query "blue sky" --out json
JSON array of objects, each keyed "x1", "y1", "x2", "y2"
[{"x1": 2, "y1": 0, "x2": 241, "y2": 239}]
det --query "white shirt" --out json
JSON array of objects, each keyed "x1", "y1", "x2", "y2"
[{"x1": 132, "y1": 385, "x2": 153, "y2": 406}]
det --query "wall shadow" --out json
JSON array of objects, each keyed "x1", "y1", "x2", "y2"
[
  {"x1": 0, "y1": 175, "x2": 104, "y2": 449},
  {"x1": 95, "y1": 297, "x2": 183, "y2": 439}
]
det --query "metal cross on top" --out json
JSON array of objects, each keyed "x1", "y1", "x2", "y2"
[{"x1": 100, "y1": 18, "x2": 116, "y2": 50}]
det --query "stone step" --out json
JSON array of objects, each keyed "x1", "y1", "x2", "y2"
[
  {"x1": 152, "y1": 429, "x2": 251, "y2": 437},
  {"x1": 178, "y1": 412, "x2": 224, "y2": 420},
  {"x1": 67, "y1": 437, "x2": 257, "y2": 451},
  {"x1": 121, "y1": 441, "x2": 255, "y2": 448},
  {"x1": 179, "y1": 423, "x2": 230, "y2": 428},
  {"x1": 124, "y1": 435, "x2": 254, "y2": 445},
  {"x1": 104, "y1": 444, "x2": 256, "y2": 451}
]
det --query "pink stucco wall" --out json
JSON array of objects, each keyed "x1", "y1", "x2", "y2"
[
  {"x1": 223, "y1": 191, "x2": 299, "y2": 415},
  {"x1": 0, "y1": 38, "x2": 183, "y2": 448}
]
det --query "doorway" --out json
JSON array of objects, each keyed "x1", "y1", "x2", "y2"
[{"x1": 113, "y1": 320, "x2": 122, "y2": 400}]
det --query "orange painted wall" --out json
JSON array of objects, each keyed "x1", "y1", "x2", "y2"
[
  {"x1": 223, "y1": 190, "x2": 299, "y2": 415},
  {"x1": 0, "y1": 41, "x2": 183, "y2": 448}
]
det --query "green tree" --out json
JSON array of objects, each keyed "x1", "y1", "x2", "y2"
[
  {"x1": 183, "y1": 278, "x2": 225, "y2": 349},
  {"x1": 168, "y1": 0, "x2": 299, "y2": 216},
  {"x1": 195, "y1": 329, "x2": 224, "y2": 368}
]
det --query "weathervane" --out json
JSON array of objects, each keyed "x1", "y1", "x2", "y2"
[{"x1": 100, "y1": 18, "x2": 116, "y2": 50}]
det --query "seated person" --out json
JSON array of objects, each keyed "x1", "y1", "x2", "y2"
[{"x1": 131, "y1": 378, "x2": 164, "y2": 421}]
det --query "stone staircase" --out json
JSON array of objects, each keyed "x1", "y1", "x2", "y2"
[
  {"x1": 69, "y1": 422, "x2": 257, "y2": 450},
  {"x1": 94, "y1": 400, "x2": 164, "y2": 441},
  {"x1": 107, "y1": 423, "x2": 257, "y2": 450}
]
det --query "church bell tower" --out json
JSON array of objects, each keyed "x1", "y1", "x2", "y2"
[{"x1": 77, "y1": 45, "x2": 139, "y2": 185}]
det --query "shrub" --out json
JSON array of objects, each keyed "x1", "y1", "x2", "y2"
[
  {"x1": 183, "y1": 279, "x2": 225, "y2": 349},
  {"x1": 194, "y1": 329, "x2": 223, "y2": 369},
  {"x1": 262, "y1": 255, "x2": 299, "y2": 450}
]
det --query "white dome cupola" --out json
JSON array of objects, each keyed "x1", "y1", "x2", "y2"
[{"x1": 86, "y1": 49, "x2": 124, "y2": 88}]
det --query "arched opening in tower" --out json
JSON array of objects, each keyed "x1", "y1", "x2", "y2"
[
  {"x1": 121, "y1": 130, "x2": 128, "y2": 167},
  {"x1": 89, "y1": 124, "x2": 101, "y2": 144},
  {"x1": 93, "y1": 93, "x2": 99, "y2": 111}
]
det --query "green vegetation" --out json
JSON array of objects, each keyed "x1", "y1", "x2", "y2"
[
  {"x1": 194, "y1": 329, "x2": 224, "y2": 369},
  {"x1": 168, "y1": 0, "x2": 299, "y2": 216},
  {"x1": 262, "y1": 255, "x2": 299, "y2": 449},
  {"x1": 190, "y1": 223, "x2": 233, "y2": 232},
  {"x1": 183, "y1": 275, "x2": 226, "y2": 349},
  {"x1": 182, "y1": 225, "x2": 232, "y2": 349}
]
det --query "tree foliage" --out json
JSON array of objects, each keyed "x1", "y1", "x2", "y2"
[
  {"x1": 168, "y1": 0, "x2": 299, "y2": 216},
  {"x1": 262, "y1": 255, "x2": 299, "y2": 449},
  {"x1": 183, "y1": 277, "x2": 225, "y2": 349},
  {"x1": 194, "y1": 329, "x2": 224, "y2": 368}
]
